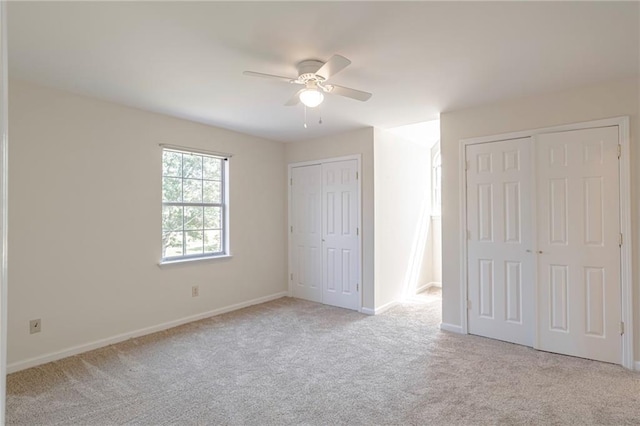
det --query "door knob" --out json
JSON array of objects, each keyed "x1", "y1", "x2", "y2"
[{"x1": 526, "y1": 249, "x2": 532, "y2": 253}]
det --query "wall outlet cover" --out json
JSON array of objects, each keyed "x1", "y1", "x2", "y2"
[{"x1": 30, "y1": 319, "x2": 41, "y2": 334}]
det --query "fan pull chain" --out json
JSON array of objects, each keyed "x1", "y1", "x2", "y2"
[
  {"x1": 303, "y1": 106, "x2": 308, "y2": 129},
  {"x1": 318, "y1": 105, "x2": 323, "y2": 125}
]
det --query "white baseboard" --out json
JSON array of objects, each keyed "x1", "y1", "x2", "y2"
[
  {"x1": 440, "y1": 322, "x2": 464, "y2": 334},
  {"x1": 374, "y1": 300, "x2": 399, "y2": 315},
  {"x1": 416, "y1": 282, "x2": 442, "y2": 293},
  {"x1": 360, "y1": 300, "x2": 399, "y2": 315},
  {"x1": 7, "y1": 291, "x2": 289, "y2": 374},
  {"x1": 416, "y1": 283, "x2": 430, "y2": 293}
]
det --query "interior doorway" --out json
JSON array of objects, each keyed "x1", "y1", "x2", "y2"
[{"x1": 386, "y1": 120, "x2": 442, "y2": 299}]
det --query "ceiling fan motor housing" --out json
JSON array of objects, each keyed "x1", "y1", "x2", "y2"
[{"x1": 297, "y1": 60, "x2": 326, "y2": 82}]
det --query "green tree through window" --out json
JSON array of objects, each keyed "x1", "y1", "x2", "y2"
[{"x1": 162, "y1": 148, "x2": 227, "y2": 260}]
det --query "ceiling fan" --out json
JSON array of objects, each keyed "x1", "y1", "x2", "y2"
[{"x1": 243, "y1": 54, "x2": 372, "y2": 108}]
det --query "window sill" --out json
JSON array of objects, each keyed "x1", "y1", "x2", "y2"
[{"x1": 158, "y1": 254, "x2": 233, "y2": 267}]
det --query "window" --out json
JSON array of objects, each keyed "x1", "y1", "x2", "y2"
[
  {"x1": 161, "y1": 147, "x2": 228, "y2": 261},
  {"x1": 432, "y1": 147, "x2": 441, "y2": 216}
]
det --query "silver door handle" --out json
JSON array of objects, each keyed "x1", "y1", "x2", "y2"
[
  {"x1": 526, "y1": 249, "x2": 532, "y2": 253},
  {"x1": 537, "y1": 250, "x2": 543, "y2": 254}
]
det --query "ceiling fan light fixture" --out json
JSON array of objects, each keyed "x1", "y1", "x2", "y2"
[{"x1": 299, "y1": 88, "x2": 324, "y2": 108}]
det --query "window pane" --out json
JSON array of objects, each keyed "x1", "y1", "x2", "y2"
[
  {"x1": 184, "y1": 206, "x2": 203, "y2": 230},
  {"x1": 163, "y1": 151, "x2": 182, "y2": 177},
  {"x1": 186, "y1": 230, "x2": 204, "y2": 255},
  {"x1": 204, "y1": 230, "x2": 221, "y2": 253},
  {"x1": 162, "y1": 177, "x2": 182, "y2": 202},
  {"x1": 183, "y1": 154, "x2": 203, "y2": 179},
  {"x1": 183, "y1": 179, "x2": 203, "y2": 203},
  {"x1": 203, "y1": 157, "x2": 222, "y2": 180},
  {"x1": 162, "y1": 232, "x2": 183, "y2": 258},
  {"x1": 203, "y1": 180, "x2": 221, "y2": 203},
  {"x1": 162, "y1": 206, "x2": 183, "y2": 232},
  {"x1": 161, "y1": 149, "x2": 226, "y2": 261},
  {"x1": 204, "y1": 206, "x2": 221, "y2": 229}
]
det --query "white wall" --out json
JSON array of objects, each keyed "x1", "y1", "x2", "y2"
[
  {"x1": 419, "y1": 216, "x2": 441, "y2": 288},
  {"x1": 373, "y1": 129, "x2": 431, "y2": 309},
  {"x1": 430, "y1": 143, "x2": 443, "y2": 286},
  {"x1": 8, "y1": 80, "x2": 287, "y2": 368},
  {"x1": 440, "y1": 77, "x2": 639, "y2": 356},
  {"x1": 432, "y1": 217, "x2": 442, "y2": 283},
  {"x1": 0, "y1": 2, "x2": 7, "y2": 420},
  {"x1": 284, "y1": 128, "x2": 375, "y2": 310}
]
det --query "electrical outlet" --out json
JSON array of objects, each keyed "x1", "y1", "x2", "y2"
[
  {"x1": 192, "y1": 285, "x2": 199, "y2": 297},
  {"x1": 30, "y1": 319, "x2": 41, "y2": 334}
]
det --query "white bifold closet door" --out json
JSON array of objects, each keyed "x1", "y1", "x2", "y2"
[
  {"x1": 536, "y1": 127, "x2": 620, "y2": 364},
  {"x1": 291, "y1": 165, "x2": 323, "y2": 302},
  {"x1": 466, "y1": 138, "x2": 535, "y2": 346},
  {"x1": 291, "y1": 159, "x2": 360, "y2": 311},
  {"x1": 321, "y1": 160, "x2": 360, "y2": 310},
  {"x1": 466, "y1": 126, "x2": 622, "y2": 364}
]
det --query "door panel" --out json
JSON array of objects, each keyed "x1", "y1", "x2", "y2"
[
  {"x1": 536, "y1": 126, "x2": 620, "y2": 363},
  {"x1": 549, "y1": 265, "x2": 568, "y2": 331},
  {"x1": 505, "y1": 261, "x2": 522, "y2": 323},
  {"x1": 467, "y1": 138, "x2": 534, "y2": 346},
  {"x1": 322, "y1": 160, "x2": 360, "y2": 310},
  {"x1": 291, "y1": 165, "x2": 322, "y2": 303}
]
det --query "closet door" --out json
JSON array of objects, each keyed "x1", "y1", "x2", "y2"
[
  {"x1": 536, "y1": 127, "x2": 621, "y2": 363},
  {"x1": 290, "y1": 159, "x2": 361, "y2": 311},
  {"x1": 466, "y1": 138, "x2": 534, "y2": 346},
  {"x1": 291, "y1": 165, "x2": 322, "y2": 303},
  {"x1": 321, "y1": 160, "x2": 360, "y2": 310}
]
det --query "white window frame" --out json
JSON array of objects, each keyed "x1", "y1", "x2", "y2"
[{"x1": 160, "y1": 145, "x2": 231, "y2": 264}]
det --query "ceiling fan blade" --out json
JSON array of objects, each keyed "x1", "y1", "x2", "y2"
[
  {"x1": 326, "y1": 84, "x2": 372, "y2": 102},
  {"x1": 315, "y1": 55, "x2": 351, "y2": 80},
  {"x1": 285, "y1": 89, "x2": 304, "y2": 106},
  {"x1": 243, "y1": 71, "x2": 298, "y2": 84}
]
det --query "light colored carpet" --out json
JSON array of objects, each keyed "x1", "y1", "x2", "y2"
[{"x1": 7, "y1": 288, "x2": 640, "y2": 425}]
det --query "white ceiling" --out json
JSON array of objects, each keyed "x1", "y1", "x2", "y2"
[{"x1": 8, "y1": 1, "x2": 639, "y2": 143}]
